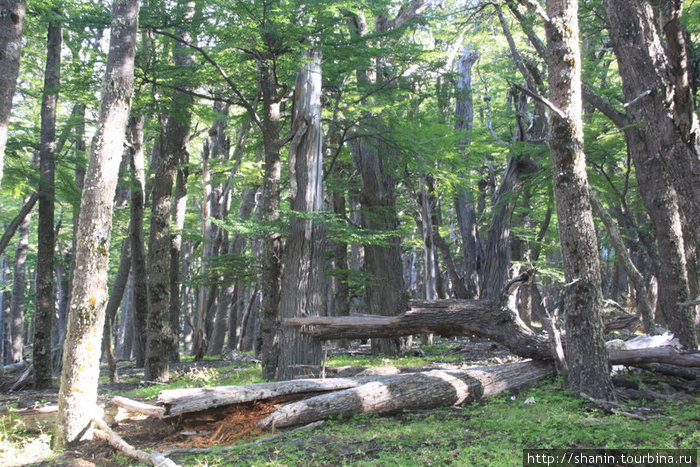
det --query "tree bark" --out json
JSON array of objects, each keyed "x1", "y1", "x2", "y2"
[
  {"x1": 9, "y1": 200, "x2": 31, "y2": 363},
  {"x1": 128, "y1": 115, "x2": 148, "y2": 366},
  {"x1": 0, "y1": 0, "x2": 26, "y2": 185},
  {"x1": 146, "y1": 1, "x2": 196, "y2": 380},
  {"x1": 0, "y1": 192, "x2": 38, "y2": 259},
  {"x1": 277, "y1": 50, "x2": 326, "y2": 380},
  {"x1": 259, "y1": 63, "x2": 284, "y2": 379},
  {"x1": 258, "y1": 361, "x2": 553, "y2": 430},
  {"x1": 545, "y1": 0, "x2": 614, "y2": 399},
  {"x1": 454, "y1": 45, "x2": 482, "y2": 299},
  {"x1": 603, "y1": 0, "x2": 698, "y2": 350},
  {"x1": 54, "y1": 0, "x2": 138, "y2": 448},
  {"x1": 102, "y1": 238, "x2": 131, "y2": 382},
  {"x1": 350, "y1": 128, "x2": 410, "y2": 356},
  {"x1": 287, "y1": 296, "x2": 551, "y2": 360},
  {"x1": 34, "y1": 17, "x2": 61, "y2": 389}
]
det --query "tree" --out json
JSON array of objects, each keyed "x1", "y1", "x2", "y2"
[
  {"x1": 0, "y1": 0, "x2": 26, "y2": 186},
  {"x1": 146, "y1": 0, "x2": 197, "y2": 380},
  {"x1": 603, "y1": 0, "x2": 698, "y2": 350},
  {"x1": 277, "y1": 49, "x2": 325, "y2": 380},
  {"x1": 54, "y1": 0, "x2": 138, "y2": 448},
  {"x1": 34, "y1": 14, "x2": 62, "y2": 389},
  {"x1": 544, "y1": 0, "x2": 614, "y2": 399}
]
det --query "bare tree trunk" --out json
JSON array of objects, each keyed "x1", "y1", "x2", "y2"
[
  {"x1": 9, "y1": 203, "x2": 30, "y2": 363},
  {"x1": 1, "y1": 253, "x2": 10, "y2": 363},
  {"x1": 128, "y1": 115, "x2": 148, "y2": 366},
  {"x1": 54, "y1": 0, "x2": 138, "y2": 448},
  {"x1": 545, "y1": 0, "x2": 614, "y2": 399},
  {"x1": 0, "y1": 193, "x2": 39, "y2": 258},
  {"x1": 102, "y1": 239, "x2": 131, "y2": 382},
  {"x1": 34, "y1": 17, "x2": 61, "y2": 389},
  {"x1": 350, "y1": 128, "x2": 410, "y2": 356},
  {"x1": 260, "y1": 63, "x2": 284, "y2": 379},
  {"x1": 115, "y1": 271, "x2": 134, "y2": 360},
  {"x1": 277, "y1": 50, "x2": 326, "y2": 380},
  {"x1": 146, "y1": 1, "x2": 196, "y2": 380},
  {"x1": 0, "y1": 0, "x2": 26, "y2": 185},
  {"x1": 603, "y1": 0, "x2": 698, "y2": 350},
  {"x1": 454, "y1": 46, "x2": 481, "y2": 299}
]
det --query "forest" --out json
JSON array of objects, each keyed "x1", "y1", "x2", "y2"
[{"x1": 0, "y1": 0, "x2": 699, "y2": 464}]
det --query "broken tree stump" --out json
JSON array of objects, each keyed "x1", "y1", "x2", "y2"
[{"x1": 258, "y1": 360, "x2": 553, "y2": 430}]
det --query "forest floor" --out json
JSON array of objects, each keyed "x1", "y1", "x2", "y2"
[{"x1": 1, "y1": 337, "x2": 698, "y2": 466}]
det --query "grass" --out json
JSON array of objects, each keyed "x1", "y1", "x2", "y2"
[
  {"x1": 2, "y1": 342, "x2": 698, "y2": 466},
  {"x1": 173, "y1": 377, "x2": 698, "y2": 466}
]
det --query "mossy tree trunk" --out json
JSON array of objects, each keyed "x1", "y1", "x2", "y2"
[
  {"x1": 54, "y1": 0, "x2": 138, "y2": 449},
  {"x1": 545, "y1": 0, "x2": 614, "y2": 399}
]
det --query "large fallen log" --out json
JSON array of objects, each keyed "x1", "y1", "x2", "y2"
[
  {"x1": 158, "y1": 377, "x2": 395, "y2": 418},
  {"x1": 258, "y1": 360, "x2": 553, "y2": 430},
  {"x1": 287, "y1": 298, "x2": 552, "y2": 360}
]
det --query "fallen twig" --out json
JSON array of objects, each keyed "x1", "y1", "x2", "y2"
[
  {"x1": 110, "y1": 396, "x2": 166, "y2": 418},
  {"x1": 92, "y1": 417, "x2": 179, "y2": 467},
  {"x1": 159, "y1": 420, "x2": 325, "y2": 456},
  {"x1": 580, "y1": 393, "x2": 647, "y2": 421}
]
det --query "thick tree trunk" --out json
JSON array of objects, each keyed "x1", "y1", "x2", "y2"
[
  {"x1": 545, "y1": 0, "x2": 614, "y2": 399},
  {"x1": 9, "y1": 202, "x2": 31, "y2": 363},
  {"x1": 277, "y1": 50, "x2": 326, "y2": 380},
  {"x1": 258, "y1": 361, "x2": 553, "y2": 430},
  {"x1": 350, "y1": 128, "x2": 410, "y2": 356},
  {"x1": 0, "y1": 0, "x2": 26, "y2": 185},
  {"x1": 146, "y1": 2, "x2": 196, "y2": 379},
  {"x1": 260, "y1": 64, "x2": 284, "y2": 380},
  {"x1": 54, "y1": 0, "x2": 137, "y2": 448},
  {"x1": 34, "y1": 18, "x2": 61, "y2": 389},
  {"x1": 603, "y1": 0, "x2": 698, "y2": 350}
]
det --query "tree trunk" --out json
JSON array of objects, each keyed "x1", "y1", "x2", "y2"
[
  {"x1": 277, "y1": 50, "x2": 326, "y2": 380},
  {"x1": 260, "y1": 63, "x2": 284, "y2": 380},
  {"x1": 9, "y1": 202, "x2": 31, "y2": 363},
  {"x1": 115, "y1": 271, "x2": 134, "y2": 360},
  {"x1": 453, "y1": 46, "x2": 482, "y2": 299},
  {"x1": 146, "y1": 2, "x2": 196, "y2": 380},
  {"x1": 603, "y1": 0, "x2": 698, "y2": 350},
  {"x1": 590, "y1": 192, "x2": 656, "y2": 333},
  {"x1": 54, "y1": 0, "x2": 138, "y2": 448},
  {"x1": 545, "y1": 0, "x2": 614, "y2": 399},
  {"x1": 350, "y1": 128, "x2": 410, "y2": 356},
  {"x1": 259, "y1": 361, "x2": 553, "y2": 430},
  {"x1": 1, "y1": 253, "x2": 9, "y2": 363},
  {"x1": 34, "y1": 17, "x2": 61, "y2": 389},
  {"x1": 128, "y1": 115, "x2": 148, "y2": 366},
  {"x1": 102, "y1": 238, "x2": 131, "y2": 382},
  {"x1": 0, "y1": 0, "x2": 26, "y2": 185},
  {"x1": 0, "y1": 192, "x2": 38, "y2": 258}
]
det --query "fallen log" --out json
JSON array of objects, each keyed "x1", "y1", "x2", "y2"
[
  {"x1": 158, "y1": 377, "x2": 390, "y2": 418},
  {"x1": 607, "y1": 346, "x2": 700, "y2": 368},
  {"x1": 258, "y1": 360, "x2": 553, "y2": 430},
  {"x1": 287, "y1": 299, "x2": 552, "y2": 360}
]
